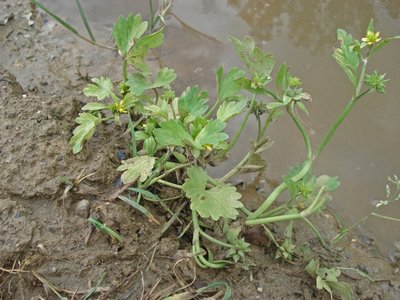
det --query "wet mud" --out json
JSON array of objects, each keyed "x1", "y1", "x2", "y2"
[{"x1": 1, "y1": 1, "x2": 400, "y2": 299}]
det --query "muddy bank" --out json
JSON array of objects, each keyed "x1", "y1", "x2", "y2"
[{"x1": 1, "y1": 1, "x2": 400, "y2": 299}]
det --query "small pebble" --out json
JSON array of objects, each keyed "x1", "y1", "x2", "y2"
[
  {"x1": 257, "y1": 287, "x2": 263, "y2": 293},
  {"x1": 75, "y1": 199, "x2": 90, "y2": 218}
]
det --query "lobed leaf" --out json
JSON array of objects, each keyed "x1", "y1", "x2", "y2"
[
  {"x1": 182, "y1": 167, "x2": 243, "y2": 221},
  {"x1": 153, "y1": 67, "x2": 177, "y2": 88},
  {"x1": 117, "y1": 155, "x2": 155, "y2": 184},
  {"x1": 70, "y1": 113, "x2": 102, "y2": 154},
  {"x1": 127, "y1": 27, "x2": 165, "y2": 75},
  {"x1": 83, "y1": 77, "x2": 115, "y2": 100},
  {"x1": 371, "y1": 36, "x2": 400, "y2": 57},
  {"x1": 230, "y1": 36, "x2": 275, "y2": 78},
  {"x1": 234, "y1": 78, "x2": 271, "y2": 95},
  {"x1": 217, "y1": 99, "x2": 247, "y2": 122},
  {"x1": 194, "y1": 119, "x2": 229, "y2": 148},
  {"x1": 178, "y1": 86, "x2": 209, "y2": 118},
  {"x1": 126, "y1": 67, "x2": 177, "y2": 96},
  {"x1": 81, "y1": 103, "x2": 109, "y2": 111},
  {"x1": 216, "y1": 66, "x2": 245, "y2": 102},
  {"x1": 112, "y1": 14, "x2": 147, "y2": 57},
  {"x1": 126, "y1": 72, "x2": 153, "y2": 95},
  {"x1": 153, "y1": 119, "x2": 193, "y2": 147}
]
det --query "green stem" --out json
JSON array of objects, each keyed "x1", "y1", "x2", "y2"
[
  {"x1": 128, "y1": 110, "x2": 137, "y2": 157},
  {"x1": 258, "y1": 107, "x2": 277, "y2": 142},
  {"x1": 371, "y1": 213, "x2": 400, "y2": 222},
  {"x1": 215, "y1": 95, "x2": 256, "y2": 158},
  {"x1": 356, "y1": 58, "x2": 367, "y2": 97},
  {"x1": 303, "y1": 218, "x2": 327, "y2": 247},
  {"x1": 204, "y1": 99, "x2": 222, "y2": 120},
  {"x1": 288, "y1": 102, "x2": 312, "y2": 158},
  {"x1": 170, "y1": 101, "x2": 177, "y2": 119},
  {"x1": 123, "y1": 59, "x2": 128, "y2": 82},
  {"x1": 148, "y1": 162, "x2": 192, "y2": 186},
  {"x1": 207, "y1": 175, "x2": 221, "y2": 187},
  {"x1": 331, "y1": 203, "x2": 391, "y2": 243},
  {"x1": 157, "y1": 179, "x2": 183, "y2": 190},
  {"x1": 192, "y1": 210, "x2": 228, "y2": 268},
  {"x1": 256, "y1": 113, "x2": 262, "y2": 142},
  {"x1": 199, "y1": 229, "x2": 235, "y2": 249},
  {"x1": 240, "y1": 206, "x2": 251, "y2": 216},
  {"x1": 245, "y1": 212, "x2": 303, "y2": 226},
  {"x1": 313, "y1": 98, "x2": 356, "y2": 158},
  {"x1": 247, "y1": 157, "x2": 313, "y2": 220},
  {"x1": 218, "y1": 152, "x2": 250, "y2": 183}
]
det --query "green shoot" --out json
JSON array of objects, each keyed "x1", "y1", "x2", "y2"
[{"x1": 88, "y1": 217, "x2": 124, "y2": 243}]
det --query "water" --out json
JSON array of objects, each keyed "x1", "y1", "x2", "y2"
[{"x1": 39, "y1": 0, "x2": 400, "y2": 258}]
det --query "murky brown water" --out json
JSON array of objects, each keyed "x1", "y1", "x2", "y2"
[{"x1": 40, "y1": 0, "x2": 400, "y2": 258}]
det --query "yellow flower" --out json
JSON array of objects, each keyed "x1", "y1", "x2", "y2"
[
  {"x1": 115, "y1": 100, "x2": 127, "y2": 113},
  {"x1": 204, "y1": 144, "x2": 212, "y2": 151},
  {"x1": 362, "y1": 30, "x2": 381, "y2": 45}
]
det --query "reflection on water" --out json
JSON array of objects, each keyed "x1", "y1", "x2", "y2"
[{"x1": 39, "y1": 0, "x2": 400, "y2": 258}]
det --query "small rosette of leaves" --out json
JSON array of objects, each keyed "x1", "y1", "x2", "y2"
[
  {"x1": 223, "y1": 224, "x2": 251, "y2": 263},
  {"x1": 306, "y1": 260, "x2": 353, "y2": 300},
  {"x1": 182, "y1": 167, "x2": 243, "y2": 221},
  {"x1": 364, "y1": 71, "x2": 389, "y2": 94}
]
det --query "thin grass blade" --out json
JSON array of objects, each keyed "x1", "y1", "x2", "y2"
[
  {"x1": 75, "y1": 0, "x2": 96, "y2": 42},
  {"x1": 32, "y1": 0, "x2": 78, "y2": 35},
  {"x1": 118, "y1": 195, "x2": 161, "y2": 225},
  {"x1": 83, "y1": 273, "x2": 106, "y2": 300}
]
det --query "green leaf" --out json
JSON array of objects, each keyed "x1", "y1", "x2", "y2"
[
  {"x1": 305, "y1": 259, "x2": 319, "y2": 277},
  {"x1": 118, "y1": 195, "x2": 160, "y2": 225},
  {"x1": 326, "y1": 281, "x2": 353, "y2": 300},
  {"x1": 143, "y1": 136, "x2": 157, "y2": 156},
  {"x1": 88, "y1": 218, "x2": 123, "y2": 243},
  {"x1": 266, "y1": 102, "x2": 286, "y2": 110},
  {"x1": 234, "y1": 78, "x2": 271, "y2": 95},
  {"x1": 230, "y1": 36, "x2": 275, "y2": 78},
  {"x1": 81, "y1": 103, "x2": 109, "y2": 111},
  {"x1": 316, "y1": 175, "x2": 341, "y2": 191},
  {"x1": 182, "y1": 167, "x2": 243, "y2": 220},
  {"x1": 135, "y1": 131, "x2": 149, "y2": 140},
  {"x1": 296, "y1": 101, "x2": 309, "y2": 116},
  {"x1": 32, "y1": 0, "x2": 78, "y2": 35},
  {"x1": 83, "y1": 77, "x2": 115, "y2": 100},
  {"x1": 276, "y1": 62, "x2": 288, "y2": 95},
  {"x1": 194, "y1": 119, "x2": 229, "y2": 149},
  {"x1": 127, "y1": 27, "x2": 165, "y2": 75},
  {"x1": 126, "y1": 72, "x2": 152, "y2": 95},
  {"x1": 117, "y1": 155, "x2": 155, "y2": 184},
  {"x1": 126, "y1": 68, "x2": 177, "y2": 96},
  {"x1": 178, "y1": 86, "x2": 209, "y2": 118},
  {"x1": 333, "y1": 29, "x2": 360, "y2": 86},
  {"x1": 283, "y1": 175, "x2": 298, "y2": 198},
  {"x1": 70, "y1": 113, "x2": 102, "y2": 154},
  {"x1": 153, "y1": 67, "x2": 177, "y2": 88},
  {"x1": 217, "y1": 99, "x2": 247, "y2": 122},
  {"x1": 112, "y1": 14, "x2": 147, "y2": 57},
  {"x1": 333, "y1": 56, "x2": 356, "y2": 86},
  {"x1": 153, "y1": 119, "x2": 193, "y2": 147},
  {"x1": 367, "y1": 18, "x2": 374, "y2": 33},
  {"x1": 216, "y1": 66, "x2": 245, "y2": 101},
  {"x1": 371, "y1": 36, "x2": 400, "y2": 57}
]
